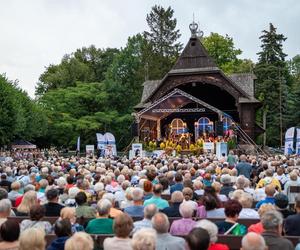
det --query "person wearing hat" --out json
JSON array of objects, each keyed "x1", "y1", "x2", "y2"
[{"x1": 220, "y1": 174, "x2": 235, "y2": 197}]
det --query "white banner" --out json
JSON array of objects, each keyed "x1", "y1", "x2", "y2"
[
  {"x1": 284, "y1": 127, "x2": 295, "y2": 155},
  {"x1": 86, "y1": 145, "x2": 95, "y2": 156},
  {"x1": 203, "y1": 142, "x2": 214, "y2": 151},
  {"x1": 216, "y1": 142, "x2": 228, "y2": 159},
  {"x1": 296, "y1": 128, "x2": 300, "y2": 155}
]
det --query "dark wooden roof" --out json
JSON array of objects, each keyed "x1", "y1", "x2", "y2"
[{"x1": 172, "y1": 37, "x2": 218, "y2": 70}]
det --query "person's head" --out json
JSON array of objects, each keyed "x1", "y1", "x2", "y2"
[
  {"x1": 113, "y1": 213, "x2": 133, "y2": 238},
  {"x1": 258, "y1": 203, "x2": 276, "y2": 218},
  {"x1": 175, "y1": 173, "x2": 183, "y2": 183},
  {"x1": 68, "y1": 187, "x2": 80, "y2": 199},
  {"x1": 265, "y1": 184, "x2": 275, "y2": 197},
  {"x1": 261, "y1": 210, "x2": 283, "y2": 234},
  {"x1": 0, "y1": 188, "x2": 8, "y2": 200},
  {"x1": 236, "y1": 176, "x2": 246, "y2": 189},
  {"x1": 65, "y1": 232, "x2": 94, "y2": 250},
  {"x1": 274, "y1": 193, "x2": 289, "y2": 210},
  {"x1": 132, "y1": 187, "x2": 144, "y2": 202},
  {"x1": 75, "y1": 191, "x2": 87, "y2": 206},
  {"x1": 182, "y1": 187, "x2": 193, "y2": 201},
  {"x1": 179, "y1": 201, "x2": 194, "y2": 218},
  {"x1": 211, "y1": 182, "x2": 221, "y2": 193},
  {"x1": 152, "y1": 212, "x2": 169, "y2": 234},
  {"x1": 153, "y1": 184, "x2": 163, "y2": 196},
  {"x1": 171, "y1": 191, "x2": 184, "y2": 203},
  {"x1": 132, "y1": 228, "x2": 156, "y2": 250},
  {"x1": 195, "y1": 219, "x2": 218, "y2": 243},
  {"x1": 143, "y1": 180, "x2": 153, "y2": 193},
  {"x1": 241, "y1": 232, "x2": 267, "y2": 250},
  {"x1": 224, "y1": 199, "x2": 242, "y2": 220},
  {"x1": 185, "y1": 227, "x2": 210, "y2": 250},
  {"x1": 0, "y1": 199, "x2": 11, "y2": 218},
  {"x1": 239, "y1": 193, "x2": 253, "y2": 208},
  {"x1": 46, "y1": 188, "x2": 59, "y2": 202},
  {"x1": 60, "y1": 207, "x2": 76, "y2": 224},
  {"x1": 144, "y1": 204, "x2": 158, "y2": 220},
  {"x1": 54, "y1": 218, "x2": 72, "y2": 237},
  {"x1": 96, "y1": 198, "x2": 112, "y2": 217},
  {"x1": 29, "y1": 205, "x2": 45, "y2": 221},
  {"x1": 203, "y1": 195, "x2": 218, "y2": 211},
  {"x1": 220, "y1": 174, "x2": 232, "y2": 186},
  {"x1": 18, "y1": 190, "x2": 37, "y2": 213},
  {"x1": 0, "y1": 220, "x2": 20, "y2": 242},
  {"x1": 240, "y1": 155, "x2": 247, "y2": 161},
  {"x1": 19, "y1": 228, "x2": 46, "y2": 250},
  {"x1": 11, "y1": 181, "x2": 21, "y2": 191}
]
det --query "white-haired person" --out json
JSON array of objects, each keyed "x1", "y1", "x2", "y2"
[
  {"x1": 85, "y1": 198, "x2": 114, "y2": 234},
  {"x1": 102, "y1": 192, "x2": 123, "y2": 218},
  {"x1": 169, "y1": 201, "x2": 196, "y2": 235},
  {"x1": 19, "y1": 228, "x2": 46, "y2": 250},
  {"x1": 195, "y1": 219, "x2": 229, "y2": 250},
  {"x1": 0, "y1": 199, "x2": 12, "y2": 226},
  {"x1": 132, "y1": 228, "x2": 156, "y2": 250},
  {"x1": 124, "y1": 187, "x2": 144, "y2": 217},
  {"x1": 238, "y1": 192, "x2": 259, "y2": 219},
  {"x1": 133, "y1": 204, "x2": 158, "y2": 233},
  {"x1": 241, "y1": 232, "x2": 267, "y2": 250},
  {"x1": 65, "y1": 232, "x2": 94, "y2": 250},
  {"x1": 64, "y1": 186, "x2": 80, "y2": 207}
]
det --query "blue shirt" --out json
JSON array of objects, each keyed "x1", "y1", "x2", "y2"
[
  {"x1": 143, "y1": 196, "x2": 169, "y2": 210},
  {"x1": 170, "y1": 183, "x2": 183, "y2": 193},
  {"x1": 255, "y1": 197, "x2": 275, "y2": 209},
  {"x1": 124, "y1": 205, "x2": 144, "y2": 217}
]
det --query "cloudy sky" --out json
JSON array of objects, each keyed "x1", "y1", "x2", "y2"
[{"x1": 0, "y1": 0, "x2": 299, "y2": 97}]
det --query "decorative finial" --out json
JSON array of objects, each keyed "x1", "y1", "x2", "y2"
[{"x1": 189, "y1": 15, "x2": 204, "y2": 39}]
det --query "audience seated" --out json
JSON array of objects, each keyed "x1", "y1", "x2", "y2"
[
  {"x1": 7, "y1": 182, "x2": 21, "y2": 204},
  {"x1": 85, "y1": 198, "x2": 114, "y2": 234},
  {"x1": 65, "y1": 232, "x2": 94, "y2": 250},
  {"x1": 241, "y1": 232, "x2": 267, "y2": 250},
  {"x1": 75, "y1": 191, "x2": 96, "y2": 218},
  {"x1": 0, "y1": 199, "x2": 12, "y2": 227},
  {"x1": 60, "y1": 207, "x2": 84, "y2": 233},
  {"x1": 238, "y1": 192, "x2": 259, "y2": 219},
  {"x1": 47, "y1": 219, "x2": 72, "y2": 250},
  {"x1": 43, "y1": 189, "x2": 64, "y2": 217},
  {"x1": 19, "y1": 228, "x2": 46, "y2": 250},
  {"x1": 219, "y1": 175, "x2": 235, "y2": 197},
  {"x1": 152, "y1": 213, "x2": 185, "y2": 250},
  {"x1": 261, "y1": 210, "x2": 293, "y2": 250},
  {"x1": 144, "y1": 184, "x2": 169, "y2": 210},
  {"x1": 274, "y1": 193, "x2": 295, "y2": 218},
  {"x1": 284, "y1": 193, "x2": 300, "y2": 235},
  {"x1": 103, "y1": 213, "x2": 133, "y2": 250},
  {"x1": 185, "y1": 227, "x2": 210, "y2": 250},
  {"x1": 0, "y1": 220, "x2": 20, "y2": 250},
  {"x1": 132, "y1": 228, "x2": 156, "y2": 250},
  {"x1": 133, "y1": 204, "x2": 158, "y2": 233},
  {"x1": 170, "y1": 201, "x2": 196, "y2": 235},
  {"x1": 124, "y1": 187, "x2": 144, "y2": 217},
  {"x1": 255, "y1": 184, "x2": 276, "y2": 209},
  {"x1": 161, "y1": 191, "x2": 183, "y2": 217},
  {"x1": 102, "y1": 193, "x2": 123, "y2": 218},
  {"x1": 20, "y1": 204, "x2": 52, "y2": 234},
  {"x1": 16, "y1": 190, "x2": 38, "y2": 216},
  {"x1": 170, "y1": 173, "x2": 184, "y2": 194}
]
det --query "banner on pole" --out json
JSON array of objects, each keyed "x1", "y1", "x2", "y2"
[
  {"x1": 284, "y1": 127, "x2": 295, "y2": 155},
  {"x1": 76, "y1": 137, "x2": 80, "y2": 152}
]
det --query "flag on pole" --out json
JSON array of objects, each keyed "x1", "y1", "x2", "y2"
[{"x1": 76, "y1": 136, "x2": 80, "y2": 152}]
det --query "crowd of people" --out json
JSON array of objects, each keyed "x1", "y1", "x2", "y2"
[{"x1": 0, "y1": 149, "x2": 299, "y2": 249}]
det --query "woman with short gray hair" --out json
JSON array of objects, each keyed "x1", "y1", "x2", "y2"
[
  {"x1": 132, "y1": 228, "x2": 156, "y2": 250},
  {"x1": 0, "y1": 199, "x2": 11, "y2": 226}
]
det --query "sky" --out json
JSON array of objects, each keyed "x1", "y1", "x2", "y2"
[{"x1": 0, "y1": 0, "x2": 299, "y2": 97}]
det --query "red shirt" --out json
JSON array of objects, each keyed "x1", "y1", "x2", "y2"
[
  {"x1": 248, "y1": 222, "x2": 264, "y2": 234},
  {"x1": 209, "y1": 243, "x2": 229, "y2": 250},
  {"x1": 15, "y1": 195, "x2": 23, "y2": 207}
]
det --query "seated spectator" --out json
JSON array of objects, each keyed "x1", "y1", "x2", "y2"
[
  {"x1": 102, "y1": 193, "x2": 123, "y2": 218},
  {"x1": 85, "y1": 198, "x2": 114, "y2": 234},
  {"x1": 170, "y1": 201, "x2": 196, "y2": 235},
  {"x1": 60, "y1": 207, "x2": 84, "y2": 233},
  {"x1": 193, "y1": 180, "x2": 204, "y2": 196},
  {"x1": 0, "y1": 199, "x2": 12, "y2": 226},
  {"x1": 7, "y1": 182, "x2": 21, "y2": 204},
  {"x1": 248, "y1": 203, "x2": 276, "y2": 234},
  {"x1": 199, "y1": 194, "x2": 224, "y2": 218},
  {"x1": 212, "y1": 182, "x2": 228, "y2": 202},
  {"x1": 284, "y1": 194, "x2": 300, "y2": 235},
  {"x1": 20, "y1": 204, "x2": 52, "y2": 234},
  {"x1": 16, "y1": 190, "x2": 38, "y2": 216},
  {"x1": 144, "y1": 184, "x2": 169, "y2": 210},
  {"x1": 47, "y1": 219, "x2": 72, "y2": 250},
  {"x1": 284, "y1": 170, "x2": 300, "y2": 204},
  {"x1": 182, "y1": 187, "x2": 198, "y2": 210},
  {"x1": 241, "y1": 232, "x2": 266, "y2": 250},
  {"x1": 161, "y1": 191, "x2": 183, "y2": 217},
  {"x1": 65, "y1": 232, "x2": 94, "y2": 250},
  {"x1": 124, "y1": 187, "x2": 144, "y2": 217},
  {"x1": 75, "y1": 191, "x2": 96, "y2": 218},
  {"x1": 152, "y1": 213, "x2": 185, "y2": 250},
  {"x1": 170, "y1": 173, "x2": 183, "y2": 193},
  {"x1": 143, "y1": 180, "x2": 153, "y2": 200},
  {"x1": 239, "y1": 192, "x2": 259, "y2": 219},
  {"x1": 215, "y1": 199, "x2": 246, "y2": 235},
  {"x1": 255, "y1": 184, "x2": 276, "y2": 209},
  {"x1": 220, "y1": 174, "x2": 235, "y2": 197},
  {"x1": 257, "y1": 169, "x2": 281, "y2": 192},
  {"x1": 15, "y1": 184, "x2": 35, "y2": 207},
  {"x1": 0, "y1": 220, "x2": 20, "y2": 250},
  {"x1": 159, "y1": 177, "x2": 170, "y2": 195},
  {"x1": 196, "y1": 219, "x2": 229, "y2": 250},
  {"x1": 132, "y1": 228, "x2": 156, "y2": 250},
  {"x1": 185, "y1": 227, "x2": 210, "y2": 250},
  {"x1": 19, "y1": 228, "x2": 46, "y2": 250},
  {"x1": 64, "y1": 187, "x2": 80, "y2": 207},
  {"x1": 44, "y1": 189, "x2": 64, "y2": 217},
  {"x1": 0, "y1": 174, "x2": 12, "y2": 191},
  {"x1": 133, "y1": 204, "x2": 158, "y2": 233},
  {"x1": 103, "y1": 213, "x2": 133, "y2": 250},
  {"x1": 261, "y1": 210, "x2": 293, "y2": 250},
  {"x1": 274, "y1": 193, "x2": 295, "y2": 218},
  {"x1": 115, "y1": 180, "x2": 130, "y2": 208}
]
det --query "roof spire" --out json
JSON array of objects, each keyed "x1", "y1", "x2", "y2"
[{"x1": 189, "y1": 15, "x2": 204, "y2": 39}]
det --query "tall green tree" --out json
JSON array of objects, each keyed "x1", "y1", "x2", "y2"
[
  {"x1": 202, "y1": 32, "x2": 254, "y2": 74},
  {"x1": 143, "y1": 5, "x2": 183, "y2": 79},
  {"x1": 254, "y1": 23, "x2": 289, "y2": 146}
]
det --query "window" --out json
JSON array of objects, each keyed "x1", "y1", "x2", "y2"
[{"x1": 222, "y1": 117, "x2": 232, "y2": 132}]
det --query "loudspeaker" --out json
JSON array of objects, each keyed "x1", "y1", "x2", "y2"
[
  {"x1": 215, "y1": 121, "x2": 224, "y2": 136},
  {"x1": 131, "y1": 122, "x2": 139, "y2": 137}
]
